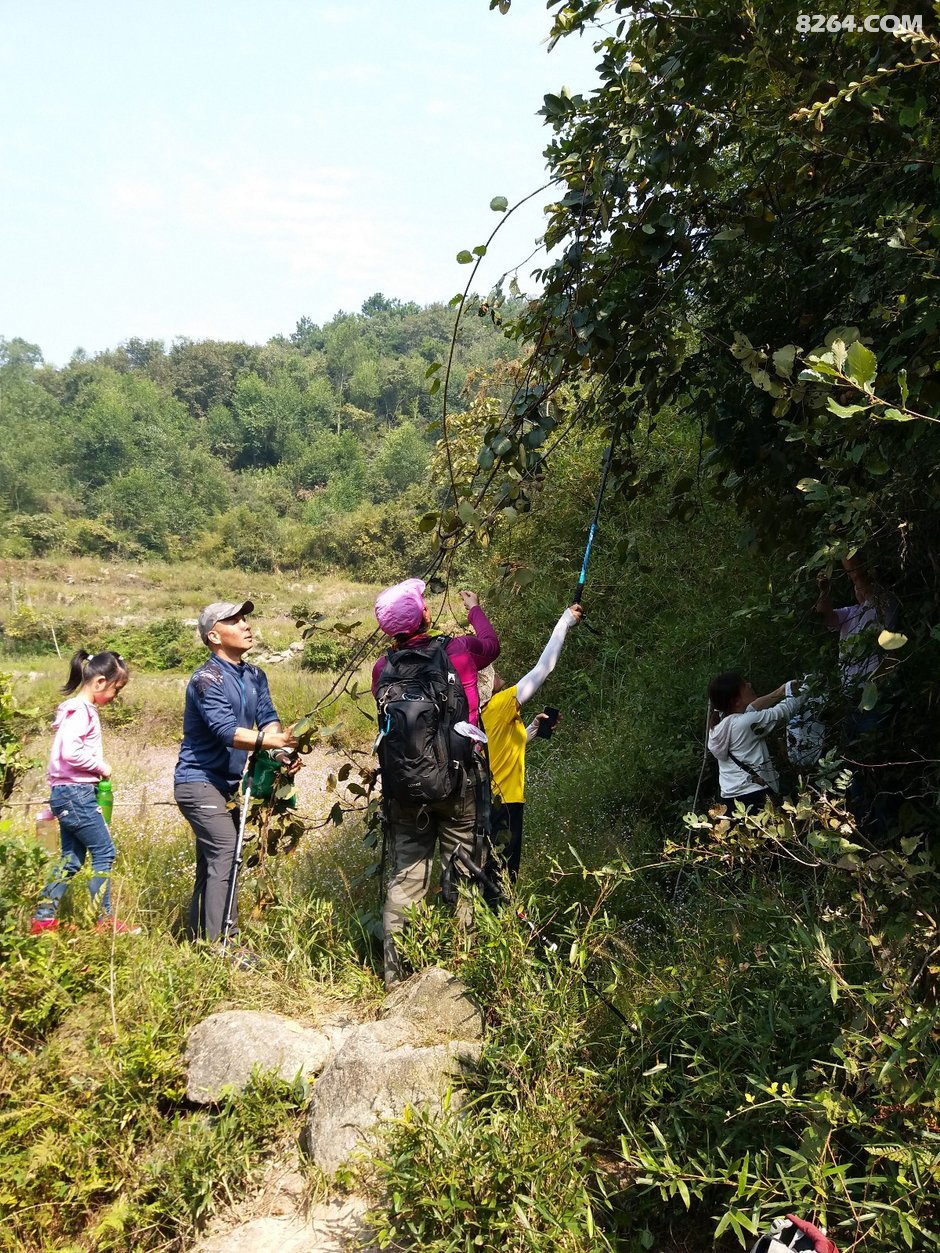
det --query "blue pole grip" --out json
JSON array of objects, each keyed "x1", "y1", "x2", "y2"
[{"x1": 574, "y1": 522, "x2": 598, "y2": 602}]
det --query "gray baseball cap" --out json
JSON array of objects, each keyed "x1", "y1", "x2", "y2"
[{"x1": 198, "y1": 599, "x2": 254, "y2": 644}]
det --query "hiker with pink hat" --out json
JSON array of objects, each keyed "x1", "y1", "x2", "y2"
[
  {"x1": 371, "y1": 578, "x2": 500, "y2": 987},
  {"x1": 372, "y1": 579, "x2": 498, "y2": 727}
]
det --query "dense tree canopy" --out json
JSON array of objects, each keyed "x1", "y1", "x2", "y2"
[
  {"x1": 0, "y1": 295, "x2": 514, "y2": 571},
  {"x1": 452, "y1": 0, "x2": 939, "y2": 824}
]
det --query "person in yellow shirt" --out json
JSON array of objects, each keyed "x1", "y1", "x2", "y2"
[{"x1": 480, "y1": 603, "x2": 582, "y2": 885}]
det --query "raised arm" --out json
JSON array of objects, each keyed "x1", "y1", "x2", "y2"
[
  {"x1": 515, "y1": 605, "x2": 582, "y2": 707},
  {"x1": 460, "y1": 591, "x2": 501, "y2": 669},
  {"x1": 815, "y1": 574, "x2": 840, "y2": 631},
  {"x1": 749, "y1": 680, "x2": 798, "y2": 712}
]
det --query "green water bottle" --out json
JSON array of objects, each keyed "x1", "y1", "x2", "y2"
[{"x1": 96, "y1": 779, "x2": 114, "y2": 825}]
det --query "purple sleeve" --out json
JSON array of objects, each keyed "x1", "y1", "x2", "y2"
[
  {"x1": 464, "y1": 605, "x2": 500, "y2": 670},
  {"x1": 372, "y1": 655, "x2": 386, "y2": 699}
]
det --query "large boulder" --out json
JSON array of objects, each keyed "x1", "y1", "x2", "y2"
[
  {"x1": 382, "y1": 964, "x2": 484, "y2": 1042},
  {"x1": 191, "y1": 1198, "x2": 375, "y2": 1252},
  {"x1": 303, "y1": 969, "x2": 484, "y2": 1176},
  {"x1": 185, "y1": 1010, "x2": 350, "y2": 1104}
]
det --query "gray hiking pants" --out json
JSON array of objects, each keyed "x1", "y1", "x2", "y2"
[
  {"x1": 382, "y1": 781, "x2": 478, "y2": 981},
  {"x1": 176, "y1": 781, "x2": 240, "y2": 942}
]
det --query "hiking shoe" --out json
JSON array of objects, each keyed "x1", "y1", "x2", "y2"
[
  {"x1": 224, "y1": 945, "x2": 261, "y2": 970},
  {"x1": 96, "y1": 917, "x2": 142, "y2": 935},
  {"x1": 30, "y1": 917, "x2": 59, "y2": 935}
]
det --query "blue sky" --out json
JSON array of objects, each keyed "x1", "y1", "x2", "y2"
[{"x1": 0, "y1": 2, "x2": 600, "y2": 366}]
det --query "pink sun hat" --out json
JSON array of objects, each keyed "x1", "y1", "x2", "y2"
[{"x1": 375, "y1": 578, "x2": 428, "y2": 637}]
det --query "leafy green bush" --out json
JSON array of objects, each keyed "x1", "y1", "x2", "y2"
[
  {"x1": 302, "y1": 492, "x2": 433, "y2": 581},
  {"x1": 65, "y1": 516, "x2": 134, "y2": 557},
  {"x1": 0, "y1": 604, "x2": 84, "y2": 655},
  {"x1": 0, "y1": 672, "x2": 39, "y2": 798},
  {"x1": 300, "y1": 631, "x2": 352, "y2": 673},
  {"x1": 4, "y1": 512, "x2": 67, "y2": 554},
  {"x1": 106, "y1": 618, "x2": 204, "y2": 672}
]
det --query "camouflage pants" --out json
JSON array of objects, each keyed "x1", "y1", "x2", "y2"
[{"x1": 382, "y1": 780, "x2": 478, "y2": 984}]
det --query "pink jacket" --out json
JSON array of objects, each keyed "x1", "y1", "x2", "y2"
[
  {"x1": 47, "y1": 697, "x2": 107, "y2": 786},
  {"x1": 372, "y1": 605, "x2": 500, "y2": 726}
]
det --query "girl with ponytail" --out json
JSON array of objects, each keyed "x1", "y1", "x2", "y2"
[{"x1": 31, "y1": 649, "x2": 138, "y2": 935}]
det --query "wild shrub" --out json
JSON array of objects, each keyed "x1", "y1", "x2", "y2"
[
  {"x1": 4, "y1": 511, "x2": 67, "y2": 554},
  {"x1": 106, "y1": 617, "x2": 204, "y2": 672},
  {"x1": 365, "y1": 784, "x2": 940, "y2": 1252},
  {"x1": 595, "y1": 793, "x2": 940, "y2": 1250},
  {"x1": 0, "y1": 603, "x2": 83, "y2": 655},
  {"x1": 368, "y1": 895, "x2": 617, "y2": 1251},
  {"x1": 301, "y1": 631, "x2": 352, "y2": 673},
  {"x1": 0, "y1": 672, "x2": 39, "y2": 798}
]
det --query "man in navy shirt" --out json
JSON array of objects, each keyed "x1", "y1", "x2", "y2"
[{"x1": 175, "y1": 600, "x2": 297, "y2": 943}]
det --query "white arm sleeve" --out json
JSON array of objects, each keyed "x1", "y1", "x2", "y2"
[
  {"x1": 743, "y1": 693, "x2": 807, "y2": 732},
  {"x1": 515, "y1": 609, "x2": 578, "y2": 707}
]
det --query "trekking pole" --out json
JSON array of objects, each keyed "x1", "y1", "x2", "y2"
[
  {"x1": 220, "y1": 755, "x2": 257, "y2": 951},
  {"x1": 573, "y1": 424, "x2": 619, "y2": 610},
  {"x1": 453, "y1": 846, "x2": 630, "y2": 1028}
]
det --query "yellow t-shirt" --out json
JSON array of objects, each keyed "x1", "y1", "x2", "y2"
[{"x1": 482, "y1": 684, "x2": 527, "y2": 804}]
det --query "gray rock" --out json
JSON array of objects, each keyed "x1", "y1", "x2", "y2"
[
  {"x1": 191, "y1": 1198, "x2": 375, "y2": 1252},
  {"x1": 185, "y1": 1010, "x2": 347, "y2": 1103},
  {"x1": 302, "y1": 1017, "x2": 482, "y2": 1176},
  {"x1": 382, "y1": 965, "x2": 484, "y2": 1043}
]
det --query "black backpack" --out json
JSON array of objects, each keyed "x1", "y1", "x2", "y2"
[{"x1": 375, "y1": 636, "x2": 470, "y2": 805}]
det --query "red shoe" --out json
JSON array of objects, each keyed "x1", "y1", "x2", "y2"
[
  {"x1": 96, "y1": 917, "x2": 142, "y2": 935},
  {"x1": 30, "y1": 917, "x2": 58, "y2": 935}
]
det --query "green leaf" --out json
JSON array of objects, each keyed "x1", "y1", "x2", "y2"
[
  {"x1": 292, "y1": 714, "x2": 318, "y2": 741},
  {"x1": 845, "y1": 340, "x2": 877, "y2": 391},
  {"x1": 898, "y1": 368, "x2": 909, "y2": 406},
  {"x1": 472, "y1": 244, "x2": 487, "y2": 258},
  {"x1": 456, "y1": 250, "x2": 473, "y2": 265},
  {"x1": 490, "y1": 195, "x2": 508, "y2": 212},
  {"x1": 457, "y1": 501, "x2": 479, "y2": 526},
  {"x1": 424, "y1": 362, "x2": 441, "y2": 377},
  {"x1": 859, "y1": 681, "x2": 879, "y2": 712},
  {"x1": 829, "y1": 340, "x2": 848, "y2": 372},
  {"x1": 796, "y1": 477, "x2": 828, "y2": 503},
  {"x1": 826, "y1": 398, "x2": 867, "y2": 418},
  {"x1": 772, "y1": 344, "x2": 796, "y2": 378},
  {"x1": 878, "y1": 630, "x2": 908, "y2": 650},
  {"x1": 880, "y1": 407, "x2": 915, "y2": 422}
]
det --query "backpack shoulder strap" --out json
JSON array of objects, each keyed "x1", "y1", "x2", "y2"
[{"x1": 728, "y1": 749, "x2": 777, "y2": 798}]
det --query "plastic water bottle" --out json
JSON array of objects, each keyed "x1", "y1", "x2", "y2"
[
  {"x1": 95, "y1": 779, "x2": 114, "y2": 825},
  {"x1": 35, "y1": 805, "x2": 59, "y2": 852}
]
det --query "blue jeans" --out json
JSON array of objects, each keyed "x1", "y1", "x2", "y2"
[{"x1": 35, "y1": 783, "x2": 116, "y2": 919}]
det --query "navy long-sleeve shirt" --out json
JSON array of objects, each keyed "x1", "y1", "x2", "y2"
[{"x1": 174, "y1": 655, "x2": 279, "y2": 796}]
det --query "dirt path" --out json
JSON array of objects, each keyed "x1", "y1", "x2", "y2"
[{"x1": 17, "y1": 738, "x2": 355, "y2": 834}]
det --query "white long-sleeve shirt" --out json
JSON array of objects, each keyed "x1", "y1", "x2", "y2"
[
  {"x1": 516, "y1": 608, "x2": 579, "y2": 708},
  {"x1": 707, "y1": 693, "x2": 805, "y2": 799}
]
